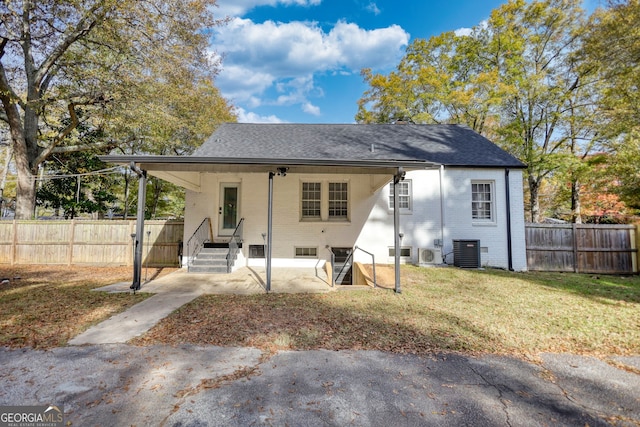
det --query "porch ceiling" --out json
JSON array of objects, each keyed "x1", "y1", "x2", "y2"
[{"x1": 100, "y1": 155, "x2": 439, "y2": 191}]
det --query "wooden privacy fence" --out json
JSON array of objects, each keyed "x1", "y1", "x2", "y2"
[
  {"x1": 525, "y1": 223, "x2": 638, "y2": 274},
  {"x1": 0, "y1": 220, "x2": 184, "y2": 267}
]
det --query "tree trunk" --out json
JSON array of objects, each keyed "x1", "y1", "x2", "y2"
[
  {"x1": 123, "y1": 170, "x2": 131, "y2": 218},
  {"x1": 149, "y1": 179, "x2": 163, "y2": 219},
  {"x1": 0, "y1": 146, "x2": 13, "y2": 215},
  {"x1": 571, "y1": 179, "x2": 582, "y2": 224},
  {"x1": 528, "y1": 175, "x2": 541, "y2": 223},
  {"x1": 9, "y1": 126, "x2": 37, "y2": 219},
  {"x1": 1, "y1": 91, "x2": 38, "y2": 219}
]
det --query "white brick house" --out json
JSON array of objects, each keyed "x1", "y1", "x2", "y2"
[{"x1": 103, "y1": 123, "x2": 527, "y2": 290}]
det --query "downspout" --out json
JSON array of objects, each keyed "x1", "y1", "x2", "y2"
[
  {"x1": 266, "y1": 171, "x2": 274, "y2": 292},
  {"x1": 130, "y1": 162, "x2": 147, "y2": 291},
  {"x1": 505, "y1": 169, "x2": 513, "y2": 271},
  {"x1": 393, "y1": 167, "x2": 406, "y2": 293},
  {"x1": 439, "y1": 165, "x2": 445, "y2": 258}
]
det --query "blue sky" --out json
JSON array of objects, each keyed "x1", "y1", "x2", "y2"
[{"x1": 210, "y1": 0, "x2": 601, "y2": 124}]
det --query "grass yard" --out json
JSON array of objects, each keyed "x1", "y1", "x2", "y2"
[
  {"x1": 132, "y1": 266, "x2": 640, "y2": 358},
  {"x1": 1, "y1": 264, "x2": 638, "y2": 357},
  {"x1": 0, "y1": 265, "x2": 158, "y2": 348}
]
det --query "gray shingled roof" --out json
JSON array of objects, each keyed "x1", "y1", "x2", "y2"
[{"x1": 193, "y1": 123, "x2": 525, "y2": 168}]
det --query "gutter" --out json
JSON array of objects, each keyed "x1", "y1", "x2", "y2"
[{"x1": 99, "y1": 155, "x2": 439, "y2": 170}]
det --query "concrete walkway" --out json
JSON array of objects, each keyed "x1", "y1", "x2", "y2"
[
  {"x1": 68, "y1": 292, "x2": 201, "y2": 345},
  {"x1": 69, "y1": 267, "x2": 333, "y2": 345}
]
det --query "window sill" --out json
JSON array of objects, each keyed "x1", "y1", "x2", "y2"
[
  {"x1": 299, "y1": 219, "x2": 351, "y2": 224},
  {"x1": 472, "y1": 221, "x2": 497, "y2": 227}
]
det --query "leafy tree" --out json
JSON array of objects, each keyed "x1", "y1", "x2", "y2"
[
  {"x1": 0, "y1": 0, "x2": 224, "y2": 219},
  {"x1": 108, "y1": 74, "x2": 236, "y2": 219},
  {"x1": 357, "y1": 0, "x2": 606, "y2": 223},
  {"x1": 581, "y1": 0, "x2": 640, "y2": 214},
  {"x1": 36, "y1": 150, "x2": 117, "y2": 219},
  {"x1": 357, "y1": 32, "x2": 503, "y2": 136},
  {"x1": 583, "y1": 0, "x2": 640, "y2": 138}
]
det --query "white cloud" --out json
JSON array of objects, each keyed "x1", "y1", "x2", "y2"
[
  {"x1": 211, "y1": 0, "x2": 409, "y2": 120},
  {"x1": 215, "y1": 0, "x2": 321, "y2": 19},
  {"x1": 302, "y1": 102, "x2": 321, "y2": 116},
  {"x1": 366, "y1": 2, "x2": 381, "y2": 15},
  {"x1": 454, "y1": 27, "x2": 472, "y2": 37},
  {"x1": 212, "y1": 18, "x2": 409, "y2": 116},
  {"x1": 234, "y1": 107, "x2": 286, "y2": 123},
  {"x1": 454, "y1": 20, "x2": 487, "y2": 37}
]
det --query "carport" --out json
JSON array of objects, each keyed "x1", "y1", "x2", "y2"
[{"x1": 100, "y1": 155, "x2": 436, "y2": 294}]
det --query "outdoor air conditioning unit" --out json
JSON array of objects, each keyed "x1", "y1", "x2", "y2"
[
  {"x1": 418, "y1": 248, "x2": 443, "y2": 265},
  {"x1": 453, "y1": 239, "x2": 481, "y2": 268}
]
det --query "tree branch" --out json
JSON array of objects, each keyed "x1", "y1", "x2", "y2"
[
  {"x1": 33, "y1": 92, "x2": 110, "y2": 166},
  {"x1": 49, "y1": 139, "x2": 114, "y2": 155},
  {"x1": 35, "y1": 2, "x2": 112, "y2": 91}
]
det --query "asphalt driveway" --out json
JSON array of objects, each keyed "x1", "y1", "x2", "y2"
[{"x1": 1, "y1": 344, "x2": 638, "y2": 426}]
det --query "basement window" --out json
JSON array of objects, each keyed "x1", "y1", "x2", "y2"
[
  {"x1": 249, "y1": 245, "x2": 265, "y2": 258},
  {"x1": 388, "y1": 247, "x2": 412, "y2": 257},
  {"x1": 295, "y1": 247, "x2": 318, "y2": 258}
]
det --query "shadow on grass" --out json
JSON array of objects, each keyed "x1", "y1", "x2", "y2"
[{"x1": 131, "y1": 289, "x2": 504, "y2": 355}]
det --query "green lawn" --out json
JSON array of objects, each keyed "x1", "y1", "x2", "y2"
[{"x1": 132, "y1": 266, "x2": 640, "y2": 357}]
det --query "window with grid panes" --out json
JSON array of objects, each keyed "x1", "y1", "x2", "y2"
[
  {"x1": 301, "y1": 182, "x2": 321, "y2": 219},
  {"x1": 328, "y1": 182, "x2": 348, "y2": 219},
  {"x1": 295, "y1": 247, "x2": 317, "y2": 257},
  {"x1": 388, "y1": 180, "x2": 412, "y2": 212},
  {"x1": 471, "y1": 181, "x2": 494, "y2": 221}
]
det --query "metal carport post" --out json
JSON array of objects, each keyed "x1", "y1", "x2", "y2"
[{"x1": 130, "y1": 163, "x2": 147, "y2": 292}]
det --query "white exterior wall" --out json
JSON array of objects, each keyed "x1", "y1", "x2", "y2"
[{"x1": 183, "y1": 167, "x2": 527, "y2": 271}]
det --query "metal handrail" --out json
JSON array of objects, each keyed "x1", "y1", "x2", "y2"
[
  {"x1": 335, "y1": 251, "x2": 353, "y2": 285},
  {"x1": 354, "y1": 246, "x2": 377, "y2": 288},
  {"x1": 327, "y1": 247, "x2": 335, "y2": 287},
  {"x1": 186, "y1": 217, "x2": 211, "y2": 269},
  {"x1": 227, "y1": 218, "x2": 244, "y2": 273},
  {"x1": 328, "y1": 247, "x2": 354, "y2": 286}
]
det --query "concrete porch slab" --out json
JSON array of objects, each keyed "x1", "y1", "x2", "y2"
[{"x1": 94, "y1": 266, "x2": 333, "y2": 295}]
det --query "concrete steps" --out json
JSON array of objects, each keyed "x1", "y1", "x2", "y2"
[{"x1": 189, "y1": 247, "x2": 232, "y2": 273}]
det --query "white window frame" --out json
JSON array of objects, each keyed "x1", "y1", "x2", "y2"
[
  {"x1": 471, "y1": 180, "x2": 495, "y2": 223},
  {"x1": 301, "y1": 182, "x2": 322, "y2": 220},
  {"x1": 328, "y1": 182, "x2": 349, "y2": 220},
  {"x1": 388, "y1": 180, "x2": 412, "y2": 213},
  {"x1": 300, "y1": 180, "x2": 350, "y2": 222}
]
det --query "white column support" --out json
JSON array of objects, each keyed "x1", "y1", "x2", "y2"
[{"x1": 393, "y1": 167, "x2": 406, "y2": 293}]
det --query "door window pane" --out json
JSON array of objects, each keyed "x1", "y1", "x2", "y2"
[{"x1": 223, "y1": 187, "x2": 238, "y2": 228}]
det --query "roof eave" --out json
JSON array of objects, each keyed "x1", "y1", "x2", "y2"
[{"x1": 99, "y1": 155, "x2": 440, "y2": 171}]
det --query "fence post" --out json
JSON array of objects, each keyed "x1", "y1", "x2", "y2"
[
  {"x1": 635, "y1": 223, "x2": 640, "y2": 274},
  {"x1": 572, "y1": 223, "x2": 578, "y2": 273},
  {"x1": 11, "y1": 220, "x2": 16, "y2": 266},
  {"x1": 68, "y1": 219, "x2": 75, "y2": 266}
]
